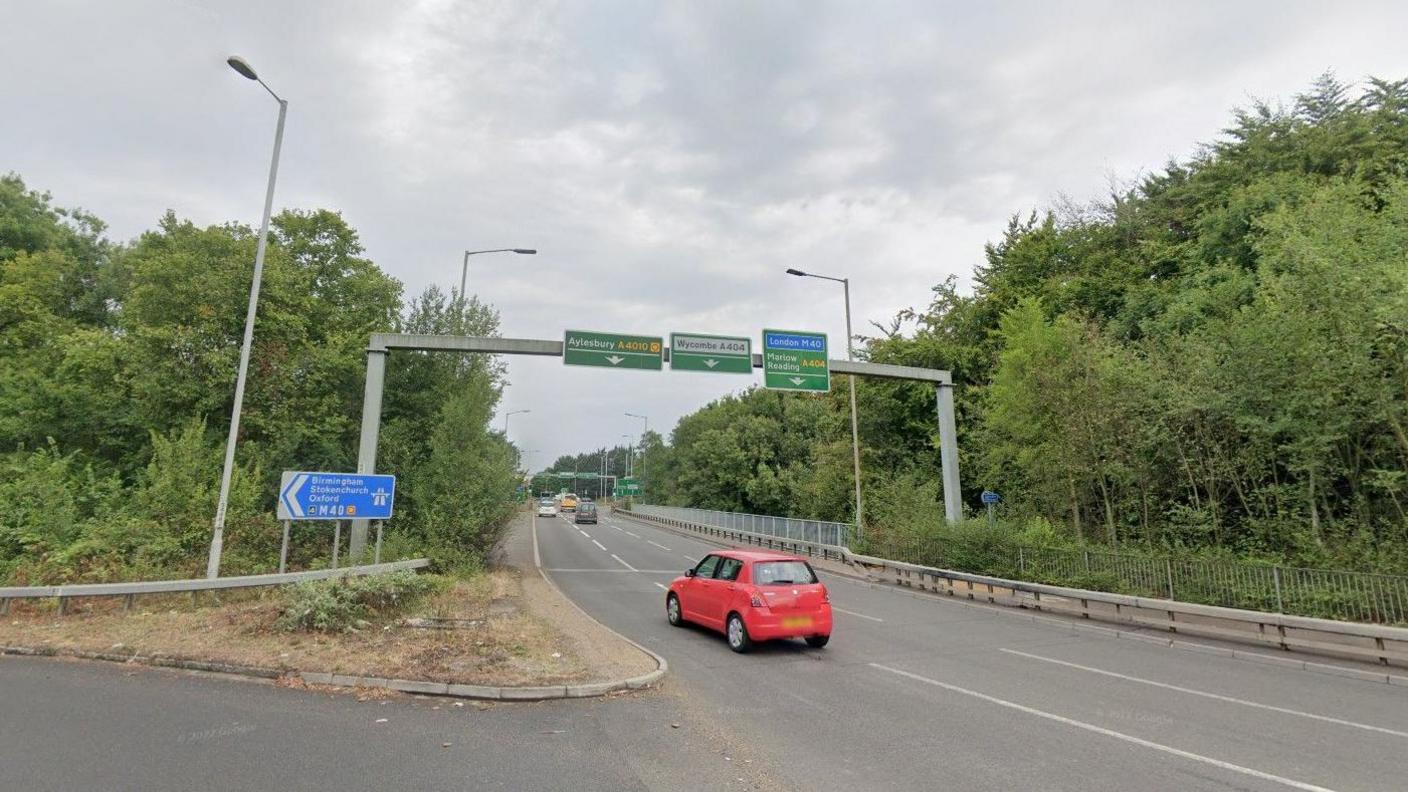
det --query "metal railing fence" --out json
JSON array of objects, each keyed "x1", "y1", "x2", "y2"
[
  {"x1": 631, "y1": 505, "x2": 852, "y2": 548},
  {"x1": 633, "y1": 504, "x2": 1408, "y2": 625}
]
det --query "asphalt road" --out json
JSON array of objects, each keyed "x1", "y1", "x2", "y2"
[
  {"x1": 0, "y1": 651, "x2": 787, "y2": 792},
  {"x1": 6, "y1": 509, "x2": 1407, "y2": 791},
  {"x1": 536, "y1": 508, "x2": 1408, "y2": 792}
]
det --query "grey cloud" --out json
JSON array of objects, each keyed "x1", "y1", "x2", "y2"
[{"x1": 6, "y1": 0, "x2": 1407, "y2": 466}]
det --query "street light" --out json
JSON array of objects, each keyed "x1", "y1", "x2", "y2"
[
  {"x1": 207, "y1": 55, "x2": 288, "y2": 579},
  {"x1": 625, "y1": 413, "x2": 648, "y2": 498},
  {"x1": 461, "y1": 248, "x2": 536, "y2": 301},
  {"x1": 503, "y1": 408, "x2": 530, "y2": 434},
  {"x1": 620, "y1": 434, "x2": 634, "y2": 477},
  {"x1": 785, "y1": 268, "x2": 864, "y2": 537}
]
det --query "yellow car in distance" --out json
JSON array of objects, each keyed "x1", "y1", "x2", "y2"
[{"x1": 560, "y1": 493, "x2": 578, "y2": 511}]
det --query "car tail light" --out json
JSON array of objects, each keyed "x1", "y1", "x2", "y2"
[{"x1": 749, "y1": 591, "x2": 765, "y2": 608}]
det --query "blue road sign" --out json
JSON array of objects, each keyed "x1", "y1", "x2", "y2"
[
  {"x1": 277, "y1": 471, "x2": 396, "y2": 521},
  {"x1": 981, "y1": 490, "x2": 1001, "y2": 505}
]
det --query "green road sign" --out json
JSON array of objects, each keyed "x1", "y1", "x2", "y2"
[
  {"x1": 618, "y1": 477, "x2": 641, "y2": 496},
  {"x1": 564, "y1": 330, "x2": 663, "y2": 370},
  {"x1": 762, "y1": 329, "x2": 830, "y2": 392},
  {"x1": 670, "y1": 332, "x2": 752, "y2": 374}
]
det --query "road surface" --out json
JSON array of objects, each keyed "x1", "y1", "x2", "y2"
[
  {"x1": 5, "y1": 509, "x2": 1406, "y2": 791},
  {"x1": 536, "y1": 508, "x2": 1408, "y2": 792}
]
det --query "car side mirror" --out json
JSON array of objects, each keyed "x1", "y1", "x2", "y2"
[{"x1": 684, "y1": 568, "x2": 695, "y2": 578}]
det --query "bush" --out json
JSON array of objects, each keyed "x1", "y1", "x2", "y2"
[{"x1": 276, "y1": 570, "x2": 445, "y2": 633}]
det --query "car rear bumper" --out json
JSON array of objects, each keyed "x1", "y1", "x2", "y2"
[{"x1": 742, "y1": 606, "x2": 832, "y2": 640}]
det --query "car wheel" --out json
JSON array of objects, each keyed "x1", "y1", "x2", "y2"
[
  {"x1": 805, "y1": 634, "x2": 830, "y2": 648},
  {"x1": 726, "y1": 613, "x2": 752, "y2": 653},
  {"x1": 666, "y1": 594, "x2": 684, "y2": 627}
]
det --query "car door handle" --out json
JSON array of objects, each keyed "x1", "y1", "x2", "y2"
[{"x1": 726, "y1": 585, "x2": 737, "y2": 590}]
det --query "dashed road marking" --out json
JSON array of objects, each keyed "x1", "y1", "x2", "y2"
[
  {"x1": 648, "y1": 540, "x2": 671, "y2": 551},
  {"x1": 591, "y1": 539, "x2": 607, "y2": 551},
  {"x1": 831, "y1": 606, "x2": 884, "y2": 622},
  {"x1": 1000, "y1": 648, "x2": 1408, "y2": 739},
  {"x1": 870, "y1": 663, "x2": 1337, "y2": 792},
  {"x1": 611, "y1": 554, "x2": 637, "y2": 571}
]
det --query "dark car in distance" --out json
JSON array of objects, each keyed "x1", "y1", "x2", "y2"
[{"x1": 574, "y1": 501, "x2": 598, "y2": 524}]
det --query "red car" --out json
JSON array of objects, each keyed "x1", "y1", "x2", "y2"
[{"x1": 666, "y1": 550, "x2": 832, "y2": 652}]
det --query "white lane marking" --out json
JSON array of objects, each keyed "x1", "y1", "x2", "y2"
[
  {"x1": 591, "y1": 539, "x2": 607, "y2": 551},
  {"x1": 654, "y1": 582, "x2": 668, "y2": 591},
  {"x1": 683, "y1": 555, "x2": 699, "y2": 562},
  {"x1": 610, "y1": 554, "x2": 637, "y2": 571},
  {"x1": 648, "y1": 540, "x2": 672, "y2": 551},
  {"x1": 870, "y1": 663, "x2": 1338, "y2": 792},
  {"x1": 613, "y1": 525, "x2": 624, "y2": 532},
  {"x1": 578, "y1": 529, "x2": 591, "y2": 538},
  {"x1": 624, "y1": 531, "x2": 639, "y2": 538},
  {"x1": 1000, "y1": 648, "x2": 1408, "y2": 739},
  {"x1": 831, "y1": 606, "x2": 884, "y2": 622},
  {"x1": 547, "y1": 568, "x2": 680, "y2": 573}
]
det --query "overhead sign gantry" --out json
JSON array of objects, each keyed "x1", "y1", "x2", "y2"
[{"x1": 347, "y1": 333, "x2": 961, "y2": 562}]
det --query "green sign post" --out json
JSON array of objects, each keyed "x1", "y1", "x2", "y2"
[
  {"x1": 669, "y1": 332, "x2": 752, "y2": 374},
  {"x1": 761, "y1": 329, "x2": 830, "y2": 392},
  {"x1": 564, "y1": 330, "x2": 663, "y2": 370}
]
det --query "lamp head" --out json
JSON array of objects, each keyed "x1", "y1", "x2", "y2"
[{"x1": 227, "y1": 56, "x2": 259, "y2": 81}]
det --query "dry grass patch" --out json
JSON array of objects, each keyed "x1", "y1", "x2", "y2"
[{"x1": 0, "y1": 569, "x2": 591, "y2": 687}]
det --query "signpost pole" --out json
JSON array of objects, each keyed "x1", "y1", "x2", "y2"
[
  {"x1": 332, "y1": 521, "x2": 341, "y2": 569},
  {"x1": 351, "y1": 348, "x2": 388, "y2": 561},
  {"x1": 937, "y1": 382, "x2": 962, "y2": 524},
  {"x1": 374, "y1": 521, "x2": 384, "y2": 565},
  {"x1": 279, "y1": 520, "x2": 290, "y2": 574}
]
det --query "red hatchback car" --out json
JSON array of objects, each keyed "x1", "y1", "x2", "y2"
[{"x1": 666, "y1": 550, "x2": 832, "y2": 652}]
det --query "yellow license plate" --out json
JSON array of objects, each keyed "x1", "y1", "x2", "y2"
[{"x1": 782, "y1": 616, "x2": 813, "y2": 629}]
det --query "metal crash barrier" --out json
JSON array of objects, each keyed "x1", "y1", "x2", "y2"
[
  {"x1": 0, "y1": 558, "x2": 431, "y2": 615},
  {"x1": 620, "y1": 508, "x2": 1408, "y2": 669}
]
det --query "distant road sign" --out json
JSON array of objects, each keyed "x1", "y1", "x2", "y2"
[
  {"x1": 762, "y1": 329, "x2": 830, "y2": 392},
  {"x1": 981, "y1": 490, "x2": 1001, "y2": 505},
  {"x1": 618, "y1": 476, "x2": 641, "y2": 495},
  {"x1": 670, "y1": 332, "x2": 752, "y2": 374},
  {"x1": 564, "y1": 330, "x2": 663, "y2": 370},
  {"x1": 278, "y1": 471, "x2": 396, "y2": 521}
]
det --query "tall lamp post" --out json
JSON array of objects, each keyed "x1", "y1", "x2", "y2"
[
  {"x1": 460, "y1": 248, "x2": 536, "y2": 301},
  {"x1": 785, "y1": 268, "x2": 864, "y2": 538},
  {"x1": 207, "y1": 55, "x2": 287, "y2": 579},
  {"x1": 620, "y1": 434, "x2": 634, "y2": 477},
  {"x1": 503, "y1": 408, "x2": 529, "y2": 435},
  {"x1": 625, "y1": 413, "x2": 648, "y2": 499}
]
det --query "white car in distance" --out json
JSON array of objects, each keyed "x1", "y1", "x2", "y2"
[{"x1": 536, "y1": 498, "x2": 558, "y2": 517}]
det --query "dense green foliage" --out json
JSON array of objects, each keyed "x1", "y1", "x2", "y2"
[
  {"x1": 276, "y1": 570, "x2": 447, "y2": 633},
  {"x1": 0, "y1": 177, "x2": 519, "y2": 583},
  {"x1": 609, "y1": 74, "x2": 1408, "y2": 573}
]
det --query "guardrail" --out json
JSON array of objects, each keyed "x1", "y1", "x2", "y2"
[
  {"x1": 0, "y1": 558, "x2": 432, "y2": 615},
  {"x1": 631, "y1": 504, "x2": 852, "y2": 547},
  {"x1": 635, "y1": 504, "x2": 1408, "y2": 625},
  {"x1": 620, "y1": 508, "x2": 1408, "y2": 669}
]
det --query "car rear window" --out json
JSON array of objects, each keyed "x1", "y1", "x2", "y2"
[
  {"x1": 751, "y1": 561, "x2": 817, "y2": 585},
  {"x1": 579, "y1": 503, "x2": 596, "y2": 513}
]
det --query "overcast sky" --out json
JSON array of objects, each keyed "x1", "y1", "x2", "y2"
[{"x1": 7, "y1": 1, "x2": 1408, "y2": 472}]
